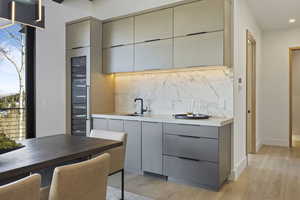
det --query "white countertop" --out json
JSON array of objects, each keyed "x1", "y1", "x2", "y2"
[{"x1": 91, "y1": 113, "x2": 233, "y2": 127}]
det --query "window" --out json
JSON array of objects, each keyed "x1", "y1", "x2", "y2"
[{"x1": 0, "y1": 24, "x2": 35, "y2": 140}]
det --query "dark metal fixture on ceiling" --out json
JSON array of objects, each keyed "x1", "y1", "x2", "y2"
[{"x1": 0, "y1": 0, "x2": 45, "y2": 29}]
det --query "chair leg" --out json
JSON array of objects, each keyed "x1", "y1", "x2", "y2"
[{"x1": 121, "y1": 169, "x2": 124, "y2": 200}]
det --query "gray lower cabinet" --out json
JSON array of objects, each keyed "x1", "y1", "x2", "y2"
[
  {"x1": 142, "y1": 122, "x2": 163, "y2": 175},
  {"x1": 164, "y1": 156, "x2": 219, "y2": 188},
  {"x1": 164, "y1": 134, "x2": 218, "y2": 162},
  {"x1": 92, "y1": 118, "x2": 142, "y2": 173},
  {"x1": 92, "y1": 118, "x2": 108, "y2": 130},
  {"x1": 92, "y1": 117, "x2": 232, "y2": 190},
  {"x1": 124, "y1": 120, "x2": 142, "y2": 172},
  {"x1": 107, "y1": 119, "x2": 124, "y2": 132},
  {"x1": 163, "y1": 123, "x2": 231, "y2": 190}
]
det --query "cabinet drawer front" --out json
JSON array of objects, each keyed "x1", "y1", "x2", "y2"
[
  {"x1": 103, "y1": 45, "x2": 134, "y2": 73},
  {"x1": 135, "y1": 39, "x2": 173, "y2": 71},
  {"x1": 103, "y1": 17, "x2": 134, "y2": 48},
  {"x1": 135, "y1": 8, "x2": 173, "y2": 43},
  {"x1": 108, "y1": 119, "x2": 124, "y2": 132},
  {"x1": 174, "y1": 31, "x2": 224, "y2": 68},
  {"x1": 164, "y1": 156, "x2": 218, "y2": 187},
  {"x1": 93, "y1": 118, "x2": 108, "y2": 130},
  {"x1": 164, "y1": 134, "x2": 218, "y2": 162},
  {"x1": 164, "y1": 123, "x2": 218, "y2": 139},
  {"x1": 174, "y1": 0, "x2": 224, "y2": 37}
]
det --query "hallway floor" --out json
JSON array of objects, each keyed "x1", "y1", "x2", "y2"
[{"x1": 109, "y1": 145, "x2": 300, "y2": 200}]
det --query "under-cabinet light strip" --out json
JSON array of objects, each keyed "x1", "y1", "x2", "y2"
[{"x1": 36, "y1": 0, "x2": 42, "y2": 22}]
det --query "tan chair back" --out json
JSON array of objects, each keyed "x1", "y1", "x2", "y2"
[
  {"x1": 0, "y1": 174, "x2": 41, "y2": 200},
  {"x1": 90, "y1": 129, "x2": 127, "y2": 146},
  {"x1": 90, "y1": 129, "x2": 127, "y2": 173},
  {"x1": 48, "y1": 153, "x2": 110, "y2": 200}
]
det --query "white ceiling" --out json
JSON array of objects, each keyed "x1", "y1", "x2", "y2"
[{"x1": 246, "y1": 0, "x2": 300, "y2": 31}]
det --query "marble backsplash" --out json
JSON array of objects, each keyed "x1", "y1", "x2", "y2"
[{"x1": 114, "y1": 68, "x2": 233, "y2": 117}]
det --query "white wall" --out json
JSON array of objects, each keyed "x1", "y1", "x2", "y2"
[
  {"x1": 292, "y1": 50, "x2": 300, "y2": 137},
  {"x1": 232, "y1": 0, "x2": 262, "y2": 179},
  {"x1": 261, "y1": 28, "x2": 300, "y2": 146},
  {"x1": 35, "y1": 0, "x2": 92, "y2": 137}
]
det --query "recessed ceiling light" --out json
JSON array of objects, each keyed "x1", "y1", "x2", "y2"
[{"x1": 289, "y1": 18, "x2": 296, "y2": 24}]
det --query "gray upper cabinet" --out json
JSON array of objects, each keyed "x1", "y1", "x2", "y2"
[
  {"x1": 103, "y1": 45, "x2": 134, "y2": 73},
  {"x1": 135, "y1": 39, "x2": 173, "y2": 71},
  {"x1": 103, "y1": 17, "x2": 134, "y2": 48},
  {"x1": 174, "y1": 31, "x2": 224, "y2": 68},
  {"x1": 101, "y1": 0, "x2": 232, "y2": 73},
  {"x1": 124, "y1": 120, "x2": 142, "y2": 172},
  {"x1": 142, "y1": 122, "x2": 163, "y2": 175},
  {"x1": 174, "y1": 0, "x2": 224, "y2": 37},
  {"x1": 135, "y1": 8, "x2": 173, "y2": 43},
  {"x1": 67, "y1": 20, "x2": 91, "y2": 50}
]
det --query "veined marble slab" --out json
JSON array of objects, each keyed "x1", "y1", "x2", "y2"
[
  {"x1": 92, "y1": 113, "x2": 233, "y2": 127},
  {"x1": 114, "y1": 68, "x2": 233, "y2": 118}
]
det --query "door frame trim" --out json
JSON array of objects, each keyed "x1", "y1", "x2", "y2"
[
  {"x1": 289, "y1": 47, "x2": 300, "y2": 148},
  {"x1": 25, "y1": 26, "x2": 36, "y2": 139},
  {"x1": 246, "y1": 30, "x2": 257, "y2": 154}
]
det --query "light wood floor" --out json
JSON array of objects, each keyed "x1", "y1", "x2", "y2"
[{"x1": 109, "y1": 145, "x2": 300, "y2": 200}]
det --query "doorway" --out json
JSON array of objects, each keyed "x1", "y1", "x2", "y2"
[
  {"x1": 289, "y1": 47, "x2": 300, "y2": 148},
  {"x1": 246, "y1": 30, "x2": 257, "y2": 154}
]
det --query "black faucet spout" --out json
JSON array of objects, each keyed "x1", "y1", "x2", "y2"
[{"x1": 134, "y1": 98, "x2": 147, "y2": 115}]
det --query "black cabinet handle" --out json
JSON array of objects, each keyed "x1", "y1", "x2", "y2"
[
  {"x1": 178, "y1": 157, "x2": 199, "y2": 162},
  {"x1": 72, "y1": 46, "x2": 85, "y2": 50},
  {"x1": 186, "y1": 32, "x2": 208, "y2": 36},
  {"x1": 177, "y1": 134, "x2": 201, "y2": 139},
  {"x1": 144, "y1": 39, "x2": 161, "y2": 43},
  {"x1": 111, "y1": 44, "x2": 125, "y2": 48}
]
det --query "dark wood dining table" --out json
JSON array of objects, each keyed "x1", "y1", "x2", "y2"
[{"x1": 0, "y1": 134, "x2": 122, "y2": 185}]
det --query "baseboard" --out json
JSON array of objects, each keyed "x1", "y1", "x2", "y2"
[
  {"x1": 292, "y1": 129, "x2": 300, "y2": 136},
  {"x1": 228, "y1": 157, "x2": 247, "y2": 181},
  {"x1": 256, "y1": 140, "x2": 263, "y2": 152},
  {"x1": 262, "y1": 138, "x2": 289, "y2": 147},
  {"x1": 293, "y1": 135, "x2": 300, "y2": 141}
]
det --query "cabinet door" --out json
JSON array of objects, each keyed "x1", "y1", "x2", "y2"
[
  {"x1": 124, "y1": 120, "x2": 142, "y2": 172},
  {"x1": 67, "y1": 20, "x2": 91, "y2": 50},
  {"x1": 135, "y1": 8, "x2": 173, "y2": 43},
  {"x1": 93, "y1": 118, "x2": 108, "y2": 130},
  {"x1": 103, "y1": 45, "x2": 134, "y2": 73},
  {"x1": 135, "y1": 39, "x2": 173, "y2": 71},
  {"x1": 142, "y1": 122, "x2": 163, "y2": 175},
  {"x1": 103, "y1": 17, "x2": 134, "y2": 48},
  {"x1": 174, "y1": 0, "x2": 224, "y2": 37},
  {"x1": 108, "y1": 119, "x2": 124, "y2": 132},
  {"x1": 174, "y1": 31, "x2": 224, "y2": 68}
]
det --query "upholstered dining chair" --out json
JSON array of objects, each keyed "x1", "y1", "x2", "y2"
[
  {"x1": 40, "y1": 153, "x2": 111, "y2": 200},
  {"x1": 89, "y1": 129, "x2": 127, "y2": 200},
  {"x1": 0, "y1": 174, "x2": 41, "y2": 200}
]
